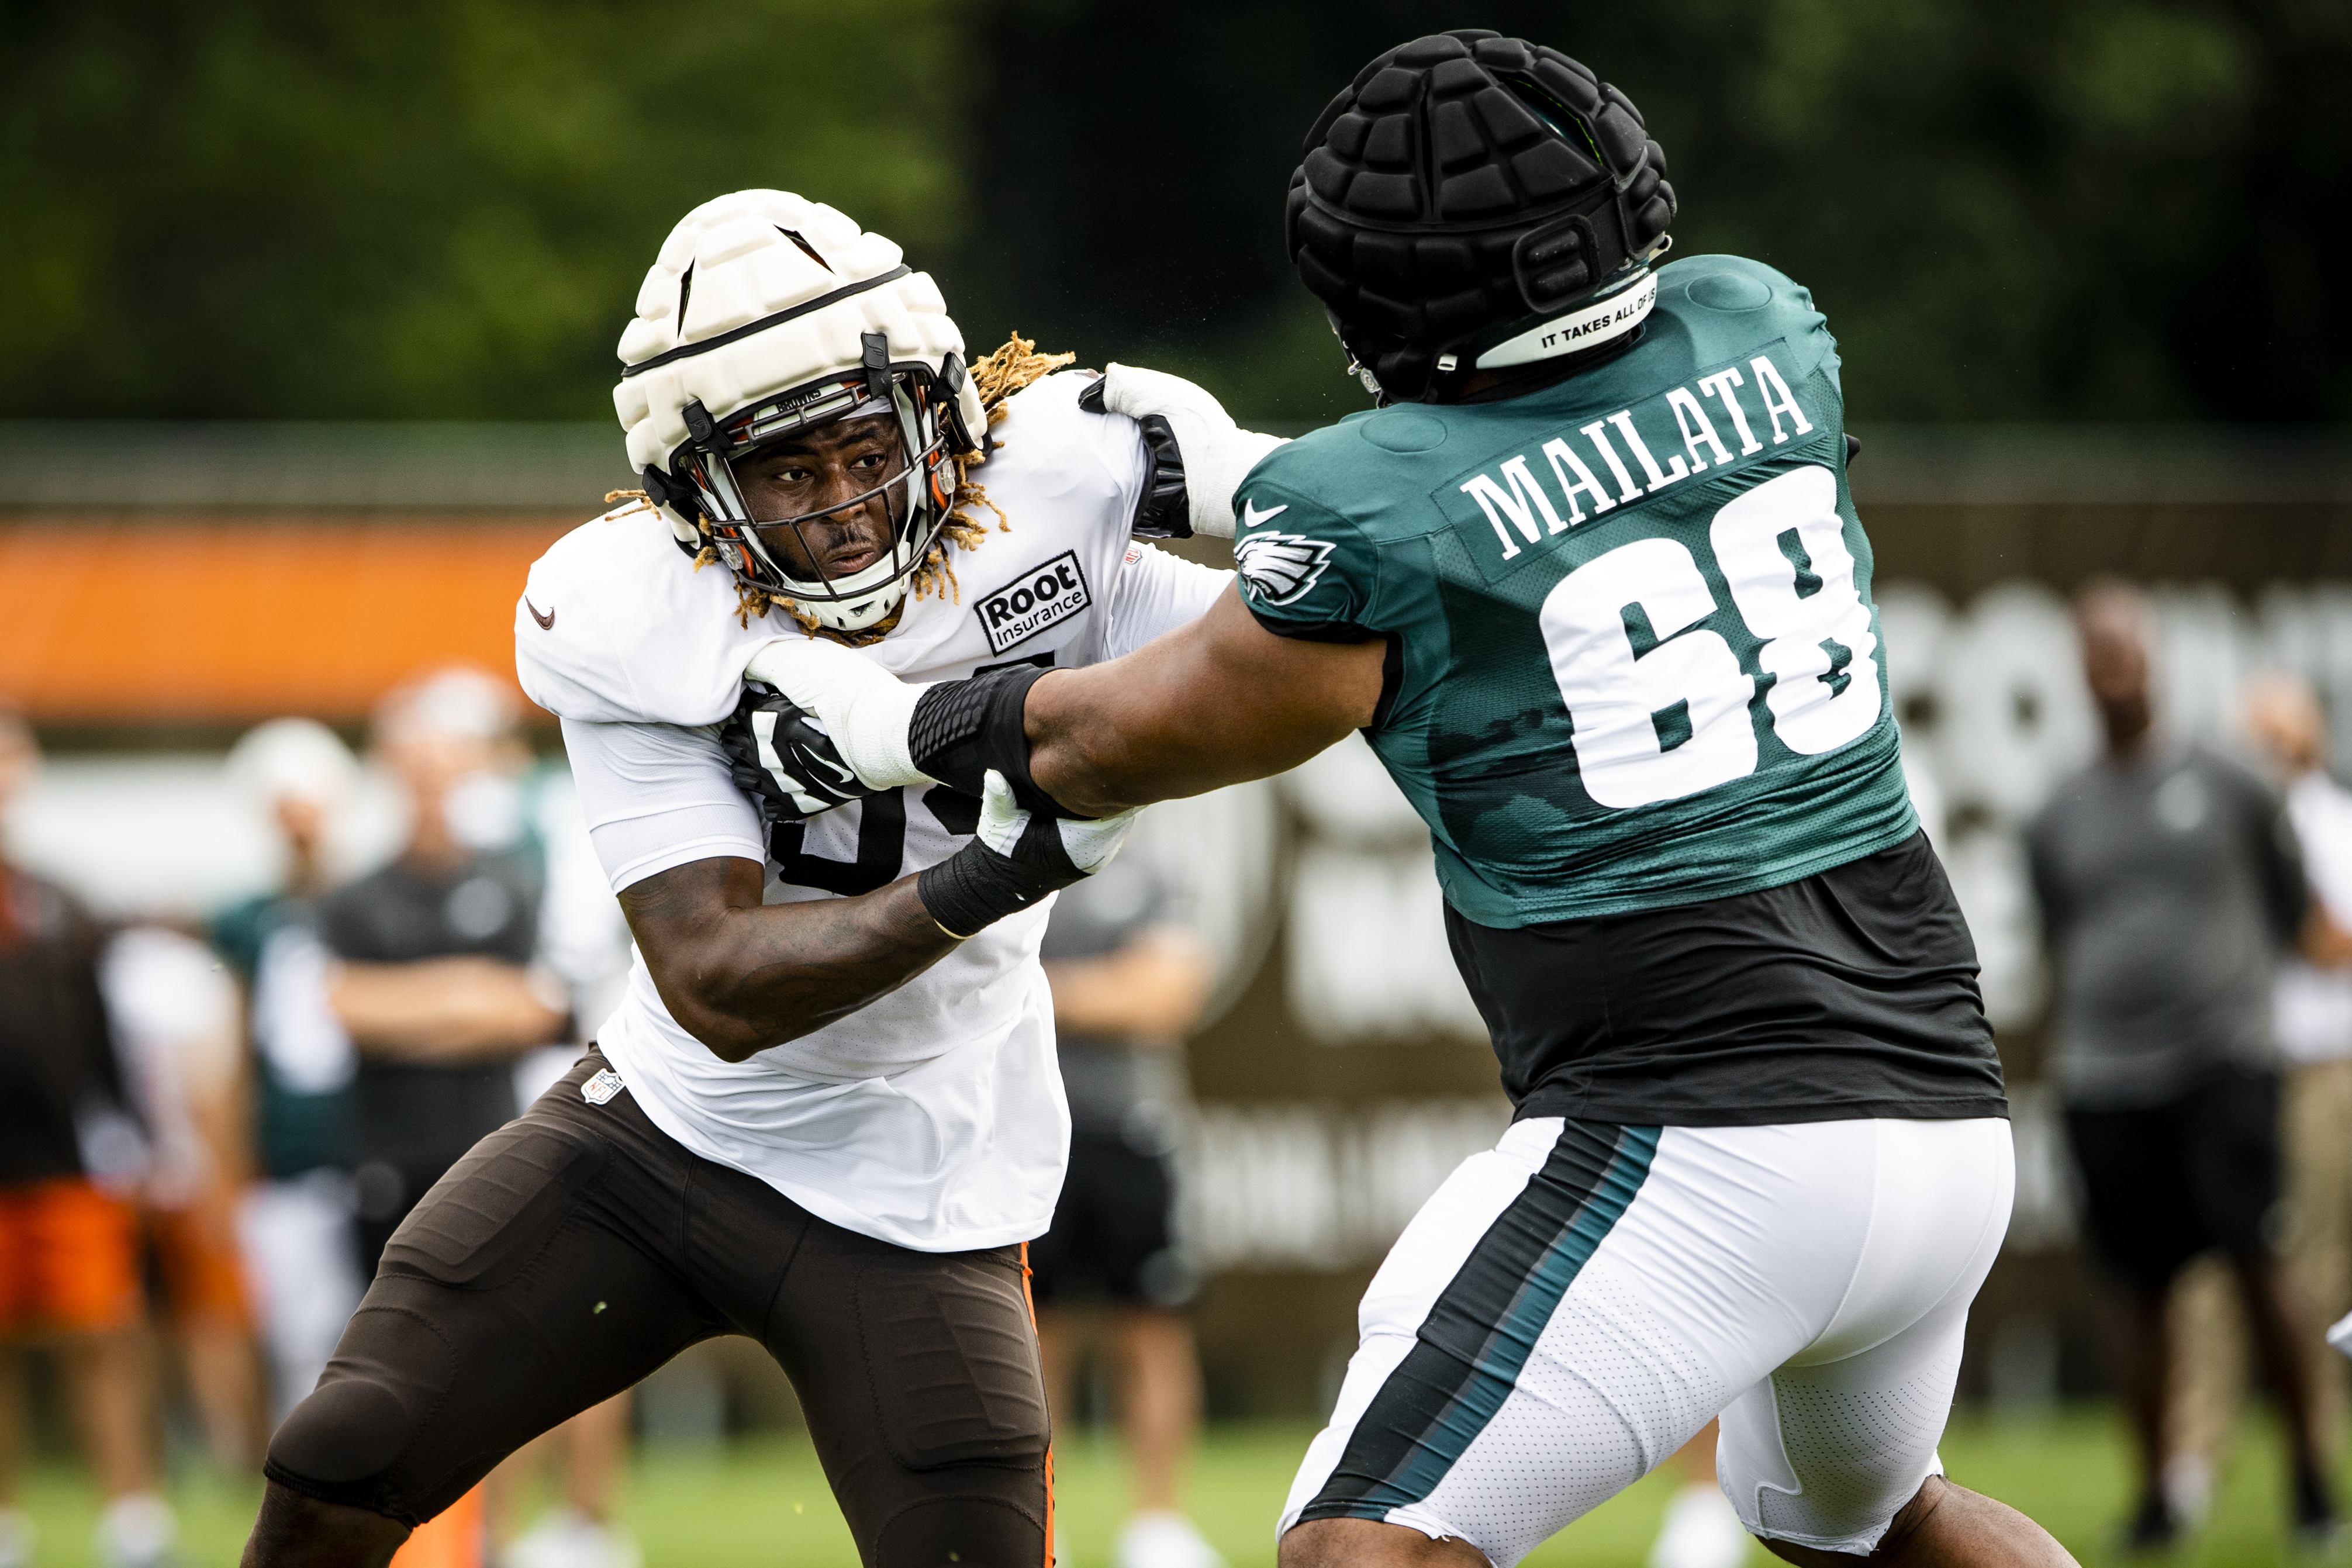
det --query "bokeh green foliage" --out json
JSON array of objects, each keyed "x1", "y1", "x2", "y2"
[
  {"x1": 963, "y1": 0, "x2": 2351, "y2": 427},
  {"x1": 4, "y1": 0, "x2": 2346, "y2": 426},
  {"x1": 1, "y1": 0, "x2": 964, "y2": 420}
]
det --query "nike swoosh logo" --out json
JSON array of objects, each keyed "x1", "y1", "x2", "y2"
[
  {"x1": 1239, "y1": 500, "x2": 1289, "y2": 530},
  {"x1": 525, "y1": 596, "x2": 555, "y2": 631}
]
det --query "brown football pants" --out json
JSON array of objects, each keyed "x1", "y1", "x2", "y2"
[{"x1": 264, "y1": 1048, "x2": 1052, "y2": 1567}]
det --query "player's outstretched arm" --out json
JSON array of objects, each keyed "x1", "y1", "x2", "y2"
[
  {"x1": 620, "y1": 856, "x2": 957, "y2": 1062},
  {"x1": 1024, "y1": 583, "x2": 1387, "y2": 816},
  {"x1": 741, "y1": 584, "x2": 1385, "y2": 825}
]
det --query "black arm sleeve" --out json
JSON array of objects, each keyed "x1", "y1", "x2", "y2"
[{"x1": 906, "y1": 664, "x2": 1073, "y2": 818}]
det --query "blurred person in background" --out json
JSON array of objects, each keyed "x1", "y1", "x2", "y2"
[
  {"x1": 330, "y1": 666, "x2": 648, "y2": 1568},
  {"x1": 1643, "y1": 1424, "x2": 1747, "y2": 1568},
  {"x1": 1031, "y1": 857, "x2": 1216, "y2": 1568},
  {"x1": 214, "y1": 718, "x2": 368, "y2": 1429},
  {"x1": 2026, "y1": 582, "x2": 2332, "y2": 1549},
  {"x1": 219, "y1": 712, "x2": 645, "y2": 1562},
  {"x1": 99, "y1": 924, "x2": 263, "y2": 1474},
  {"x1": 2243, "y1": 674, "x2": 2352, "y2": 1446},
  {"x1": 0, "y1": 702, "x2": 181, "y2": 1568},
  {"x1": 324, "y1": 665, "x2": 567, "y2": 1271}
]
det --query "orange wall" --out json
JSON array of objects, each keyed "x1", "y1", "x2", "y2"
[{"x1": 0, "y1": 516, "x2": 574, "y2": 722}]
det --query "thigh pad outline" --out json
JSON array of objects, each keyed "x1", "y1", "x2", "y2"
[
  {"x1": 383, "y1": 1120, "x2": 610, "y2": 1290},
  {"x1": 855, "y1": 1246, "x2": 1049, "y2": 1473}
]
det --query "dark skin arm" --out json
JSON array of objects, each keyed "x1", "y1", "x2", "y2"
[
  {"x1": 630, "y1": 423, "x2": 1364, "y2": 1062},
  {"x1": 633, "y1": 588, "x2": 1371, "y2": 1061},
  {"x1": 620, "y1": 585, "x2": 1352, "y2": 1063},
  {"x1": 619, "y1": 856, "x2": 959, "y2": 1062},
  {"x1": 1027, "y1": 584, "x2": 1388, "y2": 817},
  {"x1": 1026, "y1": 355, "x2": 1628, "y2": 816}
]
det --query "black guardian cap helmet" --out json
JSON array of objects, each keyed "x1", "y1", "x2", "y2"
[{"x1": 1285, "y1": 30, "x2": 1676, "y2": 404}]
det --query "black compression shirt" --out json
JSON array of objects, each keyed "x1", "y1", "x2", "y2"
[
  {"x1": 1446, "y1": 830, "x2": 2005, "y2": 1127},
  {"x1": 322, "y1": 849, "x2": 543, "y2": 1180},
  {"x1": 0, "y1": 872, "x2": 126, "y2": 1185}
]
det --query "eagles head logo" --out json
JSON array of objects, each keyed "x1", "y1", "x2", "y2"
[{"x1": 1233, "y1": 524, "x2": 1336, "y2": 608}]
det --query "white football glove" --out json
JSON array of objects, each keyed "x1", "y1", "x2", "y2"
[
  {"x1": 1097, "y1": 364, "x2": 1289, "y2": 539},
  {"x1": 741, "y1": 637, "x2": 934, "y2": 792},
  {"x1": 741, "y1": 636, "x2": 1103, "y2": 885},
  {"x1": 721, "y1": 681, "x2": 883, "y2": 821},
  {"x1": 918, "y1": 770, "x2": 1141, "y2": 938},
  {"x1": 975, "y1": 768, "x2": 1137, "y2": 875}
]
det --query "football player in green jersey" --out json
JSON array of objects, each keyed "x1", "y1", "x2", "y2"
[{"x1": 730, "y1": 29, "x2": 2071, "y2": 1568}]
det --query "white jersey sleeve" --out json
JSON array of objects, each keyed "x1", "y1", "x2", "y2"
[
  {"x1": 1103, "y1": 543, "x2": 1232, "y2": 662},
  {"x1": 516, "y1": 504, "x2": 782, "y2": 727},
  {"x1": 559, "y1": 717, "x2": 765, "y2": 893}
]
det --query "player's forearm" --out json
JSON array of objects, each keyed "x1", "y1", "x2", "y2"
[
  {"x1": 331, "y1": 959, "x2": 569, "y2": 1062},
  {"x1": 1045, "y1": 937, "x2": 1212, "y2": 1037},
  {"x1": 1025, "y1": 666, "x2": 1290, "y2": 817},
  {"x1": 1025, "y1": 590, "x2": 1383, "y2": 817},
  {"x1": 738, "y1": 588, "x2": 1378, "y2": 821},
  {"x1": 623, "y1": 858, "x2": 959, "y2": 1062}
]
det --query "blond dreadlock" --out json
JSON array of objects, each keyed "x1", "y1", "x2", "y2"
[
  {"x1": 623, "y1": 334, "x2": 1076, "y2": 634},
  {"x1": 904, "y1": 331, "x2": 1073, "y2": 607}
]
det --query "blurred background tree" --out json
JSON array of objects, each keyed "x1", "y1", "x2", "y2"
[
  {"x1": 4, "y1": 0, "x2": 2345, "y2": 426},
  {"x1": 1, "y1": 0, "x2": 966, "y2": 419}
]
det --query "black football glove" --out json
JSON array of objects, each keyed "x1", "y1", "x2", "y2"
[{"x1": 721, "y1": 679, "x2": 886, "y2": 824}]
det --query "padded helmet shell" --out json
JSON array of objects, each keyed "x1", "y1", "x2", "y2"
[
  {"x1": 614, "y1": 190, "x2": 983, "y2": 478},
  {"x1": 612, "y1": 191, "x2": 986, "y2": 630},
  {"x1": 1285, "y1": 30, "x2": 1676, "y2": 403}
]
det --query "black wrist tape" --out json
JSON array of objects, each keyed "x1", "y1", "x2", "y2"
[
  {"x1": 907, "y1": 665, "x2": 1072, "y2": 818},
  {"x1": 917, "y1": 838, "x2": 1063, "y2": 939}
]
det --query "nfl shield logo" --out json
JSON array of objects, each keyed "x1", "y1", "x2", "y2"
[{"x1": 582, "y1": 1067, "x2": 626, "y2": 1106}]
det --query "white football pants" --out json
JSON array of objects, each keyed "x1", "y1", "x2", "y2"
[{"x1": 1279, "y1": 1115, "x2": 2013, "y2": 1566}]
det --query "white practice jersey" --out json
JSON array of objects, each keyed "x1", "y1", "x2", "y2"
[{"x1": 514, "y1": 371, "x2": 1231, "y2": 1251}]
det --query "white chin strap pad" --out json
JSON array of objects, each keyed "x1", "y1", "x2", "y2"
[
  {"x1": 782, "y1": 554, "x2": 910, "y2": 634},
  {"x1": 742, "y1": 638, "x2": 935, "y2": 789},
  {"x1": 1098, "y1": 363, "x2": 1288, "y2": 540}
]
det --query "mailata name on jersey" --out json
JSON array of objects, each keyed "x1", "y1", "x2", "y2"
[{"x1": 1231, "y1": 254, "x2": 1918, "y2": 930}]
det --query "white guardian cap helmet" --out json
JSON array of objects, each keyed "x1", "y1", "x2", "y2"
[{"x1": 614, "y1": 190, "x2": 987, "y2": 632}]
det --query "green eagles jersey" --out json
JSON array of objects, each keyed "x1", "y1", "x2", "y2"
[
  {"x1": 212, "y1": 892, "x2": 350, "y2": 1180},
  {"x1": 1238, "y1": 254, "x2": 1916, "y2": 929}
]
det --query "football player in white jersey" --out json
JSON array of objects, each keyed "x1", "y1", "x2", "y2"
[{"x1": 240, "y1": 189, "x2": 1229, "y2": 1568}]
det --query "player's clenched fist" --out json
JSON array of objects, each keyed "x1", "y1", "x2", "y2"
[
  {"x1": 740, "y1": 637, "x2": 936, "y2": 798},
  {"x1": 918, "y1": 771, "x2": 1139, "y2": 939},
  {"x1": 738, "y1": 636, "x2": 1138, "y2": 937},
  {"x1": 742, "y1": 636, "x2": 1066, "y2": 816}
]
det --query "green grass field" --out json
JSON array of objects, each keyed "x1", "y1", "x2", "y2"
[{"x1": 8, "y1": 1408, "x2": 2339, "y2": 1567}]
